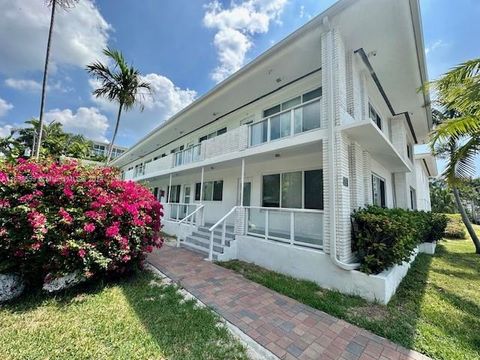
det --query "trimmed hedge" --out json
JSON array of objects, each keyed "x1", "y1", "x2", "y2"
[
  {"x1": 352, "y1": 206, "x2": 447, "y2": 274},
  {"x1": 0, "y1": 159, "x2": 163, "y2": 287},
  {"x1": 444, "y1": 214, "x2": 467, "y2": 239}
]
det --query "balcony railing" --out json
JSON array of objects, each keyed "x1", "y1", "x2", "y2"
[
  {"x1": 245, "y1": 206, "x2": 323, "y2": 249},
  {"x1": 174, "y1": 144, "x2": 202, "y2": 167},
  {"x1": 248, "y1": 98, "x2": 322, "y2": 147},
  {"x1": 165, "y1": 203, "x2": 203, "y2": 223}
]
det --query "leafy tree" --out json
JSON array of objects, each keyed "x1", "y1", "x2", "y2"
[
  {"x1": 430, "y1": 179, "x2": 456, "y2": 213},
  {"x1": 0, "y1": 119, "x2": 100, "y2": 162},
  {"x1": 35, "y1": 0, "x2": 79, "y2": 159},
  {"x1": 87, "y1": 48, "x2": 151, "y2": 164},
  {"x1": 428, "y1": 58, "x2": 480, "y2": 254}
]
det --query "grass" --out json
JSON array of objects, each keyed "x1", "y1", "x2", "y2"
[
  {"x1": 219, "y1": 230, "x2": 480, "y2": 360},
  {"x1": 0, "y1": 271, "x2": 247, "y2": 360}
]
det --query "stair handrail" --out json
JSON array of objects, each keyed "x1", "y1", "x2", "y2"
[
  {"x1": 207, "y1": 206, "x2": 238, "y2": 261},
  {"x1": 176, "y1": 204, "x2": 205, "y2": 248}
]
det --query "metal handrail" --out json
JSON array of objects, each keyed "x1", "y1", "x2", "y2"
[
  {"x1": 178, "y1": 204, "x2": 204, "y2": 225},
  {"x1": 245, "y1": 206, "x2": 324, "y2": 214},
  {"x1": 207, "y1": 206, "x2": 238, "y2": 261}
]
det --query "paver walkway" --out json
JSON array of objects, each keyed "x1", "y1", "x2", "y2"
[{"x1": 148, "y1": 246, "x2": 430, "y2": 360}]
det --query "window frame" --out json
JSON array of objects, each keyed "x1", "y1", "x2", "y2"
[
  {"x1": 368, "y1": 103, "x2": 383, "y2": 130},
  {"x1": 371, "y1": 173, "x2": 386, "y2": 208},
  {"x1": 261, "y1": 169, "x2": 324, "y2": 210},
  {"x1": 262, "y1": 87, "x2": 322, "y2": 119},
  {"x1": 194, "y1": 180, "x2": 224, "y2": 202}
]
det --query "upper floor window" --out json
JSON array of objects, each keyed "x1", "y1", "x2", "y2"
[
  {"x1": 262, "y1": 87, "x2": 322, "y2": 118},
  {"x1": 199, "y1": 127, "x2": 227, "y2": 143},
  {"x1": 410, "y1": 187, "x2": 417, "y2": 210},
  {"x1": 369, "y1": 103, "x2": 382, "y2": 130},
  {"x1": 372, "y1": 173, "x2": 386, "y2": 208},
  {"x1": 406, "y1": 143, "x2": 413, "y2": 161}
]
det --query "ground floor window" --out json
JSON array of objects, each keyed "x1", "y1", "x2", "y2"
[
  {"x1": 262, "y1": 169, "x2": 323, "y2": 210},
  {"x1": 410, "y1": 187, "x2": 417, "y2": 210},
  {"x1": 372, "y1": 173, "x2": 386, "y2": 207},
  {"x1": 167, "y1": 185, "x2": 181, "y2": 203},
  {"x1": 195, "y1": 180, "x2": 223, "y2": 201}
]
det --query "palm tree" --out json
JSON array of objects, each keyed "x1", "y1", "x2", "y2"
[
  {"x1": 87, "y1": 48, "x2": 151, "y2": 164},
  {"x1": 428, "y1": 58, "x2": 480, "y2": 254},
  {"x1": 35, "y1": 0, "x2": 79, "y2": 160}
]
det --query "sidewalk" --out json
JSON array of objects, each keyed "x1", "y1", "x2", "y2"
[{"x1": 148, "y1": 246, "x2": 430, "y2": 360}]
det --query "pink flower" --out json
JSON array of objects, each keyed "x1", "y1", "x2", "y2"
[
  {"x1": 83, "y1": 223, "x2": 96, "y2": 233},
  {"x1": 78, "y1": 249, "x2": 87, "y2": 258},
  {"x1": 58, "y1": 208, "x2": 73, "y2": 224},
  {"x1": 106, "y1": 223, "x2": 120, "y2": 238},
  {"x1": 31, "y1": 242, "x2": 42, "y2": 250},
  {"x1": 63, "y1": 186, "x2": 74, "y2": 199},
  {"x1": 61, "y1": 246, "x2": 69, "y2": 257},
  {"x1": 0, "y1": 171, "x2": 9, "y2": 184},
  {"x1": 121, "y1": 255, "x2": 131, "y2": 262},
  {"x1": 145, "y1": 245, "x2": 154, "y2": 253}
]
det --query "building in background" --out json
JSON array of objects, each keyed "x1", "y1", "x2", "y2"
[{"x1": 91, "y1": 141, "x2": 127, "y2": 159}]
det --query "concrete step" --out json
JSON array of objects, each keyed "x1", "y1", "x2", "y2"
[
  {"x1": 180, "y1": 242, "x2": 219, "y2": 260},
  {"x1": 185, "y1": 235, "x2": 225, "y2": 253},
  {"x1": 196, "y1": 226, "x2": 235, "y2": 239}
]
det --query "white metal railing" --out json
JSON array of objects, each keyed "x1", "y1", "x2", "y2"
[
  {"x1": 174, "y1": 144, "x2": 202, "y2": 167},
  {"x1": 245, "y1": 206, "x2": 323, "y2": 250},
  {"x1": 248, "y1": 98, "x2": 322, "y2": 147},
  {"x1": 165, "y1": 203, "x2": 201, "y2": 222},
  {"x1": 176, "y1": 204, "x2": 205, "y2": 247},
  {"x1": 207, "y1": 206, "x2": 239, "y2": 261}
]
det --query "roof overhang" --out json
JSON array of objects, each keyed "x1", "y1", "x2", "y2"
[
  {"x1": 415, "y1": 152, "x2": 438, "y2": 177},
  {"x1": 113, "y1": 0, "x2": 430, "y2": 168}
]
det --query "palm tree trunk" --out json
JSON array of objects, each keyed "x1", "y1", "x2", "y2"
[
  {"x1": 453, "y1": 186, "x2": 480, "y2": 254},
  {"x1": 106, "y1": 103, "x2": 123, "y2": 165},
  {"x1": 35, "y1": 0, "x2": 57, "y2": 160}
]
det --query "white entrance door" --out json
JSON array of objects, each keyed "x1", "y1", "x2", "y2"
[{"x1": 181, "y1": 185, "x2": 191, "y2": 219}]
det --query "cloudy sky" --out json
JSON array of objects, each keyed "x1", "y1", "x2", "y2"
[{"x1": 0, "y1": 0, "x2": 478, "y2": 152}]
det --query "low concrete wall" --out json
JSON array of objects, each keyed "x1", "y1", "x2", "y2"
[
  {"x1": 162, "y1": 220, "x2": 193, "y2": 241},
  {"x1": 234, "y1": 235, "x2": 424, "y2": 304},
  {"x1": 419, "y1": 242, "x2": 436, "y2": 255}
]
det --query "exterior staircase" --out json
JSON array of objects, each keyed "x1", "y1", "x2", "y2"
[{"x1": 180, "y1": 223, "x2": 236, "y2": 260}]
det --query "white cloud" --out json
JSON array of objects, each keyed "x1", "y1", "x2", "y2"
[
  {"x1": 425, "y1": 40, "x2": 447, "y2": 55},
  {"x1": 0, "y1": 0, "x2": 111, "y2": 75},
  {"x1": 5, "y1": 78, "x2": 69, "y2": 93},
  {"x1": 43, "y1": 107, "x2": 110, "y2": 142},
  {"x1": 203, "y1": 0, "x2": 288, "y2": 82},
  {"x1": 0, "y1": 124, "x2": 14, "y2": 138},
  {"x1": 0, "y1": 98, "x2": 14, "y2": 117},
  {"x1": 89, "y1": 73, "x2": 197, "y2": 143}
]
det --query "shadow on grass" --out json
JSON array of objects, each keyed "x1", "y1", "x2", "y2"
[{"x1": 121, "y1": 271, "x2": 248, "y2": 360}]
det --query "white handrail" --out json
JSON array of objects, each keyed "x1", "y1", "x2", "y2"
[
  {"x1": 245, "y1": 206, "x2": 324, "y2": 214},
  {"x1": 178, "y1": 204, "x2": 204, "y2": 225},
  {"x1": 207, "y1": 206, "x2": 238, "y2": 261},
  {"x1": 176, "y1": 204, "x2": 205, "y2": 248}
]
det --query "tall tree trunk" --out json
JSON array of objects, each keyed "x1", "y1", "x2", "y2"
[
  {"x1": 105, "y1": 103, "x2": 123, "y2": 165},
  {"x1": 35, "y1": 0, "x2": 57, "y2": 159},
  {"x1": 453, "y1": 186, "x2": 480, "y2": 254}
]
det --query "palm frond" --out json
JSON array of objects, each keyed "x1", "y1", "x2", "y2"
[{"x1": 430, "y1": 115, "x2": 480, "y2": 147}]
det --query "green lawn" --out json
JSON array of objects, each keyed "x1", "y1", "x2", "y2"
[
  {"x1": 219, "y1": 234, "x2": 480, "y2": 360},
  {"x1": 0, "y1": 271, "x2": 247, "y2": 360}
]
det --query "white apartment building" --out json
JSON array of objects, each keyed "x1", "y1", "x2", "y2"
[
  {"x1": 91, "y1": 140, "x2": 127, "y2": 159},
  {"x1": 112, "y1": 0, "x2": 437, "y2": 303}
]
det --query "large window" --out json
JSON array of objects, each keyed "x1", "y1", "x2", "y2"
[
  {"x1": 195, "y1": 180, "x2": 223, "y2": 201},
  {"x1": 167, "y1": 185, "x2": 181, "y2": 203},
  {"x1": 262, "y1": 170, "x2": 323, "y2": 210},
  {"x1": 372, "y1": 174, "x2": 386, "y2": 207},
  {"x1": 369, "y1": 103, "x2": 382, "y2": 130},
  {"x1": 262, "y1": 87, "x2": 322, "y2": 118}
]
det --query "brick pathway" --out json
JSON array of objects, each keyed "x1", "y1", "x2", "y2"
[{"x1": 148, "y1": 246, "x2": 430, "y2": 360}]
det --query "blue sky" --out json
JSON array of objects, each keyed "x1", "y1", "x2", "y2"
[{"x1": 0, "y1": 0, "x2": 478, "y2": 161}]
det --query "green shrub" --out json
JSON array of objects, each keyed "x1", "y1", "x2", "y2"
[
  {"x1": 444, "y1": 214, "x2": 467, "y2": 239},
  {"x1": 351, "y1": 206, "x2": 447, "y2": 274}
]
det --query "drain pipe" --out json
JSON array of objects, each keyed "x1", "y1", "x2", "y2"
[{"x1": 324, "y1": 23, "x2": 359, "y2": 271}]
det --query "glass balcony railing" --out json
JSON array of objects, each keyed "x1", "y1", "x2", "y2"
[
  {"x1": 248, "y1": 98, "x2": 322, "y2": 147},
  {"x1": 174, "y1": 144, "x2": 202, "y2": 167}
]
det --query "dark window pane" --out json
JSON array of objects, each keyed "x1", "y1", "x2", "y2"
[
  {"x1": 217, "y1": 127, "x2": 227, "y2": 136},
  {"x1": 195, "y1": 183, "x2": 201, "y2": 201},
  {"x1": 199, "y1": 135, "x2": 208, "y2": 143},
  {"x1": 281, "y1": 172, "x2": 302, "y2": 208},
  {"x1": 213, "y1": 181, "x2": 223, "y2": 201},
  {"x1": 263, "y1": 104, "x2": 281, "y2": 118},
  {"x1": 153, "y1": 187, "x2": 159, "y2": 199},
  {"x1": 303, "y1": 87, "x2": 322, "y2": 102},
  {"x1": 303, "y1": 100, "x2": 321, "y2": 131},
  {"x1": 304, "y1": 170, "x2": 323, "y2": 210},
  {"x1": 262, "y1": 174, "x2": 280, "y2": 207},
  {"x1": 270, "y1": 115, "x2": 280, "y2": 140},
  {"x1": 203, "y1": 182, "x2": 213, "y2": 201},
  {"x1": 281, "y1": 96, "x2": 301, "y2": 110}
]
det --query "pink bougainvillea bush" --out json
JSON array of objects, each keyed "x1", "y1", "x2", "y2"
[{"x1": 0, "y1": 159, "x2": 163, "y2": 286}]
